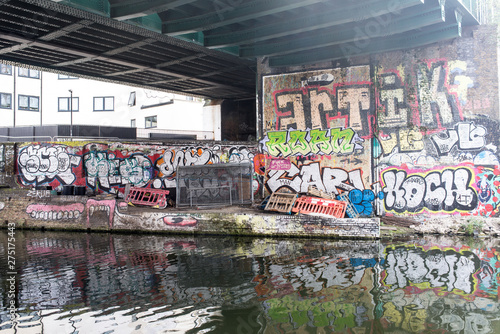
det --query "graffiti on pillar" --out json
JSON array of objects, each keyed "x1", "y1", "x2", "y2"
[
  {"x1": 381, "y1": 166, "x2": 478, "y2": 214},
  {"x1": 265, "y1": 161, "x2": 380, "y2": 216},
  {"x1": 430, "y1": 122, "x2": 487, "y2": 156},
  {"x1": 17, "y1": 144, "x2": 82, "y2": 186},
  {"x1": 416, "y1": 60, "x2": 462, "y2": 128},
  {"x1": 84, "y1": 151, "x2": 153, "y2": 192},
  {"x1": 260, "y1": 127, "x2": 364, "y2": 158},
  {"x1": 375, "y1": 60, "x2": 476, "y2": 157},
  {"x1": 263, "y1": 66, "x2": 375, "y2": 138}
]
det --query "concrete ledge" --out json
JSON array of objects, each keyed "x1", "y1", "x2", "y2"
[{"x1": 0, "y1": 194, "x2": 380, "y2": 239}]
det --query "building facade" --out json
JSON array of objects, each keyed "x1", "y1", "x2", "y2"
[{"x1": 0, "y1": 65, "x2": 219, "y2": 140}]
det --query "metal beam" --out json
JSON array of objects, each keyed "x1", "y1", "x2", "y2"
[
  {"x1": 163, "y1": 0, "x2": 328, "y2": 36},
  {"x1": 0, "y1": 32, "x2": 251, "y2": 95},
  {"x1": 240, "y1": 6, "x2": 445, "y2": 58},
  {"x1": 269, "y1": 23, "x2": 462, "y2": 67},
  {"x1": 111, "y1": 0, "x2": 197, "y2": 20},
  {"x1": 204, "y1": 0, "x2": 425, "y2": 47}
]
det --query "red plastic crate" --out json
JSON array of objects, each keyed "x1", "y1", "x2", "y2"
[
  {"x1": 292, "y1": 196, "x2": 347, "y2": 218},
  {"x1": 126, "y1": 187, "x2": 170, "y2": 209}
]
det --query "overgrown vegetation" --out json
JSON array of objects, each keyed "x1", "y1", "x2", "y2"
[{"x1": 460, "y1": 218, "x2": 484, "y2": 236}]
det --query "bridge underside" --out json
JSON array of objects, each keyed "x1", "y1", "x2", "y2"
[{"x1": 0, "y1": 0, "x2": 481, "y2": 100}]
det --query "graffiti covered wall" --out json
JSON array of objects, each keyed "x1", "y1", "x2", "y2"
[
  {"x1": 373, "y1": 32, "x2": 500, "y2": 218},
  {"x1": 261, "y1": 66, "x2": 379, "y2": 216},
  {"x1": 260, "y1": 25, "x2": 500, "y2": 218},
  {"x1": 15, "y1": 141, "x2": 259, "y2": 196}
]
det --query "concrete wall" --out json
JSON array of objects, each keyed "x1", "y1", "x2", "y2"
[{"x1": 258, "y1": 24, "x2": 500, "y2": 219}]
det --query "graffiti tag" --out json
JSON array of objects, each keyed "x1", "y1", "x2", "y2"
[
  {"x1": 17, "y1": 145, "x2": 81, "y2": 186},
  {"x1": 261, "y1": 127, "x2": 364, "y2": 158},
  {"x1": 381, "y1": 167, "x2": 478, "y2": 213}
]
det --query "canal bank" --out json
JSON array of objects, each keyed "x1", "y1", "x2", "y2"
[{"x1": 0, "y1": 188, "x2": 381, "y2": 239}]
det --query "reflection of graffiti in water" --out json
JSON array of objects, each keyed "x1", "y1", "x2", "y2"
[{"x1": 382, "y1": 246, "x2": 485, "y2": 294}]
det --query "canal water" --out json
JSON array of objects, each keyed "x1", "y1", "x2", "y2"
[{"x1": 0, "y1": 230, "x2": 499, "y2": 333}]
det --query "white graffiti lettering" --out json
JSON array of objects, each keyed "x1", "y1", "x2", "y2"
[
  {"x1": 382, "y1": 167, "x2": 478, "y2": 213},
  {"x1": 17, "y1": 145, "x2": 81, "y2": 186},
  {"x1": 266, "y1": 162, "x2": 363, "y2": 194},
  {"x1": 431, "y1": 122, "x2": 486, "y2": 155},
  {"x1": 84, "y1": 152, "x2": 152, "y2": 191}
]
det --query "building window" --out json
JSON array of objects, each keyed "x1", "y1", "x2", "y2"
[
  {"x1": 128, "y1": 92, "x2": 136, "y2": 106},
  {"x1": 18, "y1": 68, "x2": 40, "y2": 78},
  {"x1": 93, "y1": 96, "x2": 114, "y2": 111},
  {"x1": 58, "y1": 74, "x2": 79, "y2": 79},
  {"x1": 131, "y1": 119, "x2": 136, "y2": 127},
  {"x1": 0, "y1": 64, "x2": 12, "y2": 75},
  {"x1": 145, "y1": 116, "x2": 157, "y2": 128},
  {"x1": 19, "y1": 95, "x2": 39, "y2": 111},
  {"x1": 58, "y1": 97, "x2": 79, "y2": 112},
  {"x1": 0, "y1": 93, "x2": 12, "y2": 109}
]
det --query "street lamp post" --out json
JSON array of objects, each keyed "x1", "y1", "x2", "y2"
[{"x1": 69, "y1": 89, "x2": 73, "y2": 140}]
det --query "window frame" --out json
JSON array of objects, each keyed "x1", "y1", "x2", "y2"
[
  {"x1": 128, "y1": 92, "x2": 136, "y2": 106},
  {"x1": 93, "y1": 96, "x2": 114, "y2": 111},
  {"x1": 58, "y1": 97, "x2": 79, "y2": 112},
  {"x1": 145, "y1": 116, "x2": 157, "y2": 129},
  {"x1": 58, "y1": 74, "x2": 79, "y2": 80},
  {"x1": 0, "y1": 64, "x2": 12, "y2": 76},
  {"x1": 0, "y1": 92, "x2": 12, "y2": 109},
  {"x1": 18, "y1": 95, "x2": 40, "y2": 111},
  {"x1": 18, "y1": 68, "x2": 40, "y2": 79},
  {"x1": 131, "y1": 119, "x2": 136, "y2": 128}
]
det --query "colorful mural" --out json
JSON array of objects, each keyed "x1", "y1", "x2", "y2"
[
  {"x1": 15, "y1": 142, "x2": 258, "y2": 196},
  {"x1": 260, "y1": 52, "x2": 500, "y2": 218}
]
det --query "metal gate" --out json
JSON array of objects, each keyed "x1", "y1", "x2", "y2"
[{"x1": 176, "y1": 163, "x2": 253, "y2": 208}]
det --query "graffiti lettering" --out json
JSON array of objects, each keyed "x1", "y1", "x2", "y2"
[
  {"x1": 269, "y1": 159, "x2": 291, "y2": 170},
  {"x1": 267, "y1": 70, "x2": 374, "y2": 138},
  {"x1": 18, "y1": 144, "x2": 81, "y2": 186},
  {"x1": 266, "y1": 162, "x2": 365, "y2": 195},
  {"x1": 431, "y1": 122, "x2": 486, "y2": 155},
  {"x1": 378, "y1": 73, "x2": 409, "y2": 127},
  {"x1": 378, "y1": 128, "x2": 424, "y2": 156},
  {"x1": 26, "y1": 203, "x2": 84, "y2": 221},
  {"x1": 261, "y1": 127, "x2": 364, "y2": 158},
  {"x1": 156, "y1": 146, "x2": 254, "y2": 180},
  {"x1": 84, "y1": 152, "x2": 152, "y2": 191},
  {"x1": 417, "y1": 61, "x2": 461, "y2": 128},
  {"x1": 382, "y1": 167, "x2": 478, "y2": 213},
  {"x1": 27, "y1": 188, "x2": 51, "y2": 198},
  {"x1": 337, "y1": 87, "x2": 370, "y2": 132}
]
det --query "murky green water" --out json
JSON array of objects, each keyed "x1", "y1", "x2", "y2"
[{"x1": 0, "y1": 230, "x2": 499, "y2": 333}]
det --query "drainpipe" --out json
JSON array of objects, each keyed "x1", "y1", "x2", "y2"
[{"x1": 13, "y1": 66, "x2": 16, "y2": 127}]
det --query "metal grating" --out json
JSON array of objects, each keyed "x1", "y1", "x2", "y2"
[{"x1": 176, "y1": 163, "x2": 253, "y2": 208}]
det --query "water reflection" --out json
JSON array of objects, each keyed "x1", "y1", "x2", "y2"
[{"x1": 0, "y1": 230, "x2": 499, "y2": 333}]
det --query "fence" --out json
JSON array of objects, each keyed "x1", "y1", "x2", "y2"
[{"x1": 176, "y1": 163, "x2": 253, "y2": 208}]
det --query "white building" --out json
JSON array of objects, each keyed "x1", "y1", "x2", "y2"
[{"x1": 0, "y1": 63, "x2": 221, "y2": 140}]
